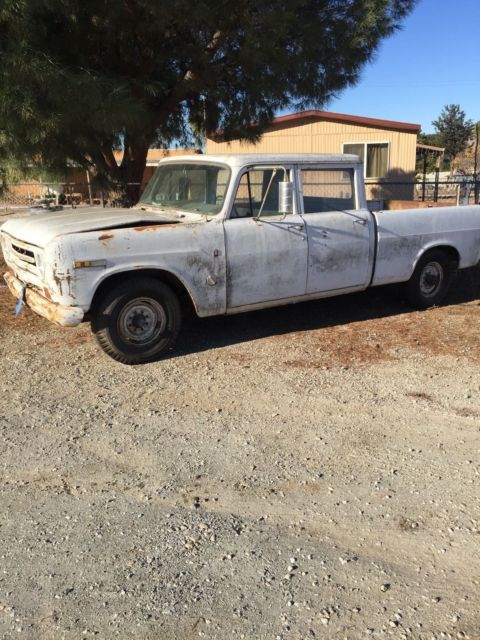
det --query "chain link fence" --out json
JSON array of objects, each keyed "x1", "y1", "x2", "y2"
[
  {"x1": 0, "y1": 181, "x2": 149, "y2": 212},
  {"x1": 366, "y1": 176, "x2": 480, "y2": 209},
  {"x1": 1, "y1": 176, "x2": 480, "y2": 214}
]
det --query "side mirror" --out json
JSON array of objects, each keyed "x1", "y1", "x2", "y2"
[{"x1": 279, "y1": 181, "x2": 294, "y2": 214}]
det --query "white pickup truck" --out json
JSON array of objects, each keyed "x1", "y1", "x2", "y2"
[{"x1": 2, "y1": 153, "x2": 480, "y2": 364}]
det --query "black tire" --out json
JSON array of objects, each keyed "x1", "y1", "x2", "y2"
[
  {"x1": 91, "y1": 277, "x2": 181, "y2": 364},
  {"x1": 405, "y1": 249, "x2": 456, "y2": 309}
]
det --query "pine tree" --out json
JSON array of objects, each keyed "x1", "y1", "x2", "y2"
[
  {"x1": 0, "y1": 0, "x2": 417, "y2": 196},
  {"x1": 432, "y1": 105, "x2": 473, "y2": 164}
]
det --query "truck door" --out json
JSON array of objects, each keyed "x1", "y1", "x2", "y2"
[
  {"x1": 224, "y1": 166, "x2": 308, "y2": 309},
  {"x1": 299, "y1": 167, "x2": 373, "y2": 294}
]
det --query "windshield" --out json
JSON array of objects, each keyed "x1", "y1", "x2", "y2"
[{"x1": 139, "y1": 163, "x2": 230, "y2": 215}]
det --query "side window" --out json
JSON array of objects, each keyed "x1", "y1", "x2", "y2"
[
  {"x1": 301, "y1": 169, "x2": 355, "y2": 214},
  {"x1": 231, "y1": 168, "x2": 286, "y2": 218}
]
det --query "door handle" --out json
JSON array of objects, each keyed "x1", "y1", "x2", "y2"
[
  {"x1": 354, "y1": 218, "x2": 367, "y2": 226},
  {"x1": 288, "y1": 223, "x2": 304, "y2": 231}
]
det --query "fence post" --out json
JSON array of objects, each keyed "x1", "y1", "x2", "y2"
[
  {"x1": 421, "y1": 154, "x2": 427, "y2": 202},
  {"x1": 433, "y1": 168, "x2": 440, "y2": 202}
]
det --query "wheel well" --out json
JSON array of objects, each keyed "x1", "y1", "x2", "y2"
[
  {"x1": 90, "y1": 269, "x2": 197, "y2": 317},
  {"x1": 417, "y1": 245, "x2": 460, "y2": 270}
]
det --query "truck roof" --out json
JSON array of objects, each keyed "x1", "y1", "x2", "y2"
[{"x1": 158, "y1": 153, "x2": 361, "y2": 167}]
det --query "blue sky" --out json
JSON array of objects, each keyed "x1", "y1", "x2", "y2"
[{"x1": 324, "y1": 0, "x2": 480, "y2": 132}]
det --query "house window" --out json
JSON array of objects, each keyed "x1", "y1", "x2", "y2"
[{"x1": 343, "y1": 143, "x2": 389, "y2": 178}]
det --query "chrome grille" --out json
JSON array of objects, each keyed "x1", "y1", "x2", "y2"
[
  {"x1": 2, "y1": 235, "x2": 40, "y2": 277},
  {"x1": 11, "y1": 242, "x2": 37, "y2": 265}
]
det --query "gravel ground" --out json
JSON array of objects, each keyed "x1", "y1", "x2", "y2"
[{"x1": 1, "y1": 226, "x2": 480, "y2": 639}]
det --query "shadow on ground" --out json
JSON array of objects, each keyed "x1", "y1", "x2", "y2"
[{"x1": 174, "y1": 267, "x2": 480, "y2": 357}]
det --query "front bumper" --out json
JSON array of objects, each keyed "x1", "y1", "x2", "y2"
[{"x1": 3, "y1": 272, "x2": 84, "y2": 327}]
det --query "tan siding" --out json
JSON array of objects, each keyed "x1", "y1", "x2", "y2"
[{"x1": 207, "y1": 120, "x2": 418, "y2": 178}]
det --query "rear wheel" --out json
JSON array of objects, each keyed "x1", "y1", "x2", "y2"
[
  {"x1": 91, "y1": 277, "x2": 181, "y2": 364},
  {"x1": 405, "y1": 250, "x2": 456, "y2": 309}
]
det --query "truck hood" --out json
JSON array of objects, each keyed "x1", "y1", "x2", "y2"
[{"x1": 0, "y1": 206, "x2": 182, "y2": 248}]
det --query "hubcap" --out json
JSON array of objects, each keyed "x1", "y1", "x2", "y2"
[
  {"x1": 419, "y1": 261, "x2": 443, "y2": 297},
  {"x1": 118, "y1": 298, "x2": 167, "y2": 344}
]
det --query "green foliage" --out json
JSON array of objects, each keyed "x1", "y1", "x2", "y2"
[
  {"x1": 416, "y1": 131, "x2": 445, "y2": 173},
  {"x1": 418, "y1": 132, "x2": 441, "y2": 148},
  {"x1": 0, "y1": 0, "x2": 417, "y2": 186},
  {"x1": 0, "y1": 154, "x2": 67, "y2": 197},
  {"x1": 432, "y1": 104, "x2": 473, "y2": 163}
]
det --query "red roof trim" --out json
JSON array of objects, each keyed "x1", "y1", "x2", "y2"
[
  {"x1": 209, "y1": 109, "x2": 421, "y2": 140},
  {"x1": 272, "y1": 110, "x2": 420, "y2": 132}
]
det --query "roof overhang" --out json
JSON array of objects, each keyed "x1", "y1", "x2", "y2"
[
  {"x1": 209, "y1": 109, "x2": 421, "y2": 142},
  {"x1": 416, "y1": 143, "x2": 445, "y2": 153}
]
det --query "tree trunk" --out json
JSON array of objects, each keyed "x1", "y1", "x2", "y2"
[{"x1": 120, "y1": 137, "x2": 149, "y2": 203}]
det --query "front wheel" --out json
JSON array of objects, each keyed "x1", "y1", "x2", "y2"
[
  {"x1": 91, "y1": 277, "x2": 181, "y2": 364},
  {"x1": 405, "y1": 250, "x2": 456, "y2": 309}
]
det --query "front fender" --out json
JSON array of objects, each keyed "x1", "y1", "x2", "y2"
[{"x1": 69, "y1": 221, "x2": 227, "y2": 317}]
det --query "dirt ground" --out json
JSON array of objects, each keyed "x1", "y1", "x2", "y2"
[{"x1": 0, "y1": 244, "x2": 479, "y2": 639}]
